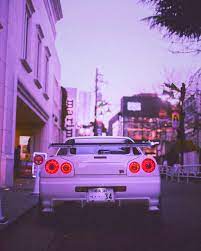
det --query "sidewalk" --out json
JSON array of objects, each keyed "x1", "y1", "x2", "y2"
[{"x1": 0, "y1": 178, "x2": 38, "y2": 231}]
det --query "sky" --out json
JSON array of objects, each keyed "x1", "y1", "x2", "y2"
[{"x1": 55, "y1": 0, "x2": 201, "y2": 117}]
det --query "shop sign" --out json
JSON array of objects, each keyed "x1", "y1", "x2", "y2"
[
  {"x1": 64, "y1": 88, "x2": 77, "y2": 139},
  {"x1": 127, "y1": 102, "x2": 141, "y2": 111}
]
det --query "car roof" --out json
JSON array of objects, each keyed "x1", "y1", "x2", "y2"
[{"x1": 65, "y1": 136, "x2": 134, "y2": 144}]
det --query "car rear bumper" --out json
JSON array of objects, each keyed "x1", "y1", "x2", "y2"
[{"x1": 39, "y1": 175, "x2": 160, "y2": 211}]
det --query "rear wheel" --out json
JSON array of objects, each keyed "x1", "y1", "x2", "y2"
[
  {"x1": 38, "y1": 197, "x2": 55, "y2": 224},
  {"x1": 148, "y1": 197, "x2": 162, "y2": 226}
]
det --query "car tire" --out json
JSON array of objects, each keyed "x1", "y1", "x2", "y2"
[
  {"x1": 147, "y1": 196, "x2": 162, "y2": 225},
  {"x1": 38, "y1": 197, "x2": 55, "y2": 225}
]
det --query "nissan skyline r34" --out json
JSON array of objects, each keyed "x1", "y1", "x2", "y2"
[{"x1": 36, "y1": 136, "x2": 161, "y2": 215}]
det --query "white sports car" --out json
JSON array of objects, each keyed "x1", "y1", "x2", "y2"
[{"x1": 38, "y1": 136, "x2": 161, "y2": 215}]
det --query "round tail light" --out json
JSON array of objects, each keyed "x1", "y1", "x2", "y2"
[
  {"x1": 142, "y1": 158, "x2": 156, "y2": 173},
  {"x1": 129, "y1": 161, "x2": 140, "y2": 173},
  {"x1": 33, "y1": 155, "x2": 44, "y2": 165},
  {"x1": 45, "y1": 159, "x2": 59, "y2": 174},
  {"x1": 61, "y1": 162, "x2": 72, "y2": 174}
]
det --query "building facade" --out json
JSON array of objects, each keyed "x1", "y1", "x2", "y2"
[
  {"x1": 183, "y1": 68, "x2": 201, "y2": 164},
  {"x1": 76, "y1": 90, "x2": 93, "y2": 136},
  {"x1": 185, "y1": 68, "x2": 201, "y2": 148},
  {"x1": 77, "y1": 91, "x2": 93, "y2": 126},
  {"x1": 0, "y1": 0, "x2": 63, "y2": 187},
  {"x1": 108, "y1": 93, "x2": 175, "y2": 159}
]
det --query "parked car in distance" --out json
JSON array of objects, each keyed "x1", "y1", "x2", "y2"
[{"x1": 38, "y1": 136, "x2": 161, "y2": 215}]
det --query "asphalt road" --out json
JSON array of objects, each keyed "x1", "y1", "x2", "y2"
[{"x1": 0, "y1": 179, "x2": 201, "y2": 251}]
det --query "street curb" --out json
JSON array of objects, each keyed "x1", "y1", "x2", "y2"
[{"x1": 0, "y1": 196, "x2": 38, "y2": 231}]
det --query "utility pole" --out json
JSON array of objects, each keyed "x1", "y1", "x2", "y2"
[
  {"x1": 94, "y1": 68, "x2": 98, "y2": 136},
  {"x1": 178, "y1": 83, "x2": 186, "y2": 165},
  {"x1": 93, "y1": 68, "x2": 110, "y2": 136},
  {"x1": 164, "y1": 82, "x2": 186, "y2": 165}
]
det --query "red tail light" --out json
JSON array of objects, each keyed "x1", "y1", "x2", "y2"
[
  {"x1": 61, "y1": 162, "x2": 72, "y2": 174},
  {"x1": 33, "y1": 155, "x2": 44, "y2": 165},
  {"x1": 129, "y1": 161, "x2": 140, "y2": 173},
  {"x1": 45, "y1": 159, "x2": 59, "y2": 174},
  {"x1": 142, "y1": 158, "x2": 156, "y2": 173}
]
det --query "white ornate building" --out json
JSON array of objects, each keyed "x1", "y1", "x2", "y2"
[{"x1": 0, "y1": 0, "x2": 63, "y2": 187}]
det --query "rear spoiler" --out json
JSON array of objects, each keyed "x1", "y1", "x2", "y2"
[{"x1": 49, "y1": 141, "x2": 159, "y2": 148}]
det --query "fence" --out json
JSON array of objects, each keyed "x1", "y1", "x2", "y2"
[{"x1": 159, "y1": 164, "x2": 201, "y2": 183}]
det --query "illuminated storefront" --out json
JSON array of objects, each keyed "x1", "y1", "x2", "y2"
[{"x1": 108, "y1": 93, "x2": 175, "y2": 158}]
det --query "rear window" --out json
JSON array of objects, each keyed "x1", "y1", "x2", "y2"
[{"x1": 57, "y1": 146, "x2": 141, "y2": 155}]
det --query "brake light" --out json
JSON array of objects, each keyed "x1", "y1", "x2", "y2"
[
  {"x1": 142, "y1": 158, "x2": 156, "y2": 173},
  {"x1": 61, "y1": 162, "x2": 72, "y2": 174},
  {"x1": 45, "y1": 159, "x2": 59, "y2": 174},
  {"x1": 33, "y1": 155, "x2": 44, "y2": 165},
  {"x1": 129, "y1": 161, "x2": 140, "y2": 173}
]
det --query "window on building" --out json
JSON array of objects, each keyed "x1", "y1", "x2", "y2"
[
  {"x1": 44, "y1": 54, "x2": 49, "y2": 93},
  {"x1": 23, "y1": 1, "x2": 35, "y2": 59},
  {"x1": 35, "y1": 35, "x2": 41, "y2": 78},
  {"x1": 22, "y1": 5, "x2": 31, "y2": 60},
  {"x1": 34, "y1": 25, "x2": 44, "y2": 88},
  {"x1": 21, "y1": 0, "x2": 35, "y2": 72},
  {"x1": 53, "y1": 78, "x2": 60, "y2": 104},
  {"x1": 43, "y1": 0, "x2": 57, "y2": 37},
  {"x1": 43, "y1": 47, "x2": 51, "y2": 96}
]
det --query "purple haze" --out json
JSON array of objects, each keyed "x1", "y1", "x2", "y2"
[{"x1": 56, "y1": 0, "x2": 201, "y2": 114}]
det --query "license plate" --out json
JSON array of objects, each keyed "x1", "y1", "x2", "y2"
[{"x1": 87, "y1": 188, "x2": 114, "y2": 202}]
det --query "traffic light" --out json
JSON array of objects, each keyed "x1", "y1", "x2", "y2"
[{"x1": 172, "y1": 111, "x2": 180, "y2": 129}]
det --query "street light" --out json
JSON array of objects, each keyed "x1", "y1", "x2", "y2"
[{"x1": 94, "y1": 68, "x2": 100, "y2": 136}]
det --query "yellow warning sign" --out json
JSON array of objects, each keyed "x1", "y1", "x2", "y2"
[{"x1": 172, "y1": 112, "x2": 180, "y2": 128}]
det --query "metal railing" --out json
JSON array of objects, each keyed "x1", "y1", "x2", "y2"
[{"x1": 159, "y1": 164, "x2": 201, "y2": 183}]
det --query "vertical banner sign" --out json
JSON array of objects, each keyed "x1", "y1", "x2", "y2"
[
  {"x1": 65, "y1": 88, "x2": 77, "y2": 139},
  {"x1": 61, "y1": 87, "x2": 77, "y2": 139},
  {"x1": 172, "y1": 111, "x2": 180, "y2": 129}
]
